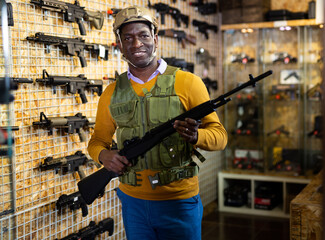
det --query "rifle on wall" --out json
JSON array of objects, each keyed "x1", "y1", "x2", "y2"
[
  {"x1": 77, "y1": 70, "x2": 273, "y2": 205},
  {"x1": 0, "y1": 77, "x2": 33, "y2": 104},
  {"x1": 36, "y1": 69, "x2": 103, "y2": 104},
  {"x1": 26, "y1": 32, "x2": 110, "y2": 67},
  {"x1": 158, "y1": 29, "x2": 196, "y2": 48},
  {"x1": 55, "y1": 217, "x2": 114, "y2": 239},
  {"x1": 39, "y1": 150, "x2": 100, "y2": 179},
  {"x1": 148, "y1": 0, "x2": 189, "y2": 27},
  {"x1": 31, "y1": 0, "x2": 104, "y2": 35},
  {"x1": 33, "y1": 112, "x2": 95, "y2": 142}
]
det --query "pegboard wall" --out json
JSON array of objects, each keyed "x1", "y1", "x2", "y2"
[{"x1": 0, "y1": 0, "x2": 222, "y2": 239}]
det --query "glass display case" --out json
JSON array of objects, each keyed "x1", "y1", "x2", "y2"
[
  {"x1": 302, "y1": 26, "x2": 323, "y2": 176},
  {"x1": 260, "y1": 26, "x2": 303, "y2": 176},
  {"x1": 223, "y1": 28, "x2": 264, "y2": 172},
  {"x1": 222, "y1": 24, "x2": 323, "y2": 177}
]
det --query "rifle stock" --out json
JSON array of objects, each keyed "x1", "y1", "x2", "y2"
[{"x1": 78, "y1": 70, "x2": 273, "y2": 205}]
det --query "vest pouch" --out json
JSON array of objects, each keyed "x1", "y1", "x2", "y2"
[
  {"x1": 147, "y1": 134, "x2": 189, "y2": 170},
  {"x1": 110, "y1": 100, "x2": 139, "y2": 126},
  {"x1": 148, "y1": 96, "x2": 181, "y2": 125},
  {"x1": 148, "y1": 97, "x2": 169, "y2": 124}
]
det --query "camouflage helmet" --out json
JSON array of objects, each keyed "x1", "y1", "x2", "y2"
[{"x1": 113, "y1": 6, "x2": 158, "y2": 35}]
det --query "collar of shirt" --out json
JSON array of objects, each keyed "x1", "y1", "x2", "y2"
[{"x1": 127, "y1": 59, "x2": 167, "y2": 84}]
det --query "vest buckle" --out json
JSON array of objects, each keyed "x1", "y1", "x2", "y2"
[{"x1": 148, "y1": 173, "x2": 161, "y2": 190}]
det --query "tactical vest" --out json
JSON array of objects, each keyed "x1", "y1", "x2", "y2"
[{"x1": 109, "y1": 66, "x2": 199, "y2": 188}]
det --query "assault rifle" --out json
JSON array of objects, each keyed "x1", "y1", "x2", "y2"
[
  {"x1": 196, "y1": 48, "x2": 216, "y2": 69},
  {"x1": 55, "y1": 218, "x2": 114, "y2": 239},
  {"x1": 202, "y1": 77, "x2": 218, "y2": 94},
  {"x1": 164, "y1": 57, "x2": 194, "y2": 73},
  {"x1": 0, "y1": 77, "x2": 33, "y2": 104},
  {"x1": 31, "y1": 0, "x2": 104, "y2": 35},
  {"x1": 26, "y1": 32, "x2": 110, "y2": 67},
  {"x1": 192, "y1": 19, "x2": 218, "y2": 39},
  {"x1": 56, "y1": 191, "x2": 89, "y2": 217},
  {"x1": 77, "y1": 70, "x2": 273, "y2": 205},
  {"x1": 158, "y1": 29, "x2": 196, "y2": 48},
  {"x1": 148, "y1": 1, "x2": 189, "y2": 27},
  {"x1": 189, "y1": 0, "x2": 217, "y2": 15},
  {"x1": 39, "y1": 151, "x2": 100, "y2": 179},
  {"x1": 33, "y1": 112, "x2": 95, "y2": 142},
  {"x1": 36, "y1": 69, "x2": 103, "y2": 104}
]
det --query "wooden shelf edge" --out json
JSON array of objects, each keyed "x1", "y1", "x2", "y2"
[{"x1": 221, "y1": 19, "x2": 320, "y2": 30}]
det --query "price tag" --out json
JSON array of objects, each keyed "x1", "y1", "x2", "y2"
[
  {"x1": 273, "y1": 21, "x2": 287, "y2": 27},
  {"x1": 99, "y1": 45, "x2": 105, "y2": 59}
]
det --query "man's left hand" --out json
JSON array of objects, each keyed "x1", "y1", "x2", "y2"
[{"x1": 173, "y1": 118, "x2": 201, "y2": 144}]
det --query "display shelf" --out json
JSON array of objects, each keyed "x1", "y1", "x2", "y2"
[
  {"x1": 221, "y1": 19, "x2": 319, "y2": 30},
  {"x1": 218, "y1": 172, "x2": 311, "y2": 217}
]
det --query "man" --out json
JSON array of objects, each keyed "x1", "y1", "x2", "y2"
[{"x1": 88, "y1": 6, "x2": 227, "y2": 240}]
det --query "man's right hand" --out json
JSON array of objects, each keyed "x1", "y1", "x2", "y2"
[{"x1": 99, "y1": 149, "x2": 131, "y2": 175}]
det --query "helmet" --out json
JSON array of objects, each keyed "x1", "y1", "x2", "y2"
[{"x1": 113, "y1": 6, "x2": 158, "y2": 35}]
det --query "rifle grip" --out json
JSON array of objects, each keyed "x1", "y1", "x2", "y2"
[
  {"x1": 79, "y1": 55, "x2": 87, "y2": 68},
  {"x1": 79, "y1": 90, "x2": 88, "y2": 104},
  {"x1": 81, "y1": 203, "x2": 88, "y2": 217},
  {"x1": 161, "y1": 13, "x2": 165, "y2": 25},
  {"x1": 78, "y1": 129, "x2": 86, "y2": 142},
  {"x1": 77, "y1": 18, "x2": 86, "y2": 35},
  {"x1": 181, "y1": 38, "x2": 186, "y2": 49}
]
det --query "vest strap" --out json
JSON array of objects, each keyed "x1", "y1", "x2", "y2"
[
  {"x1": 119, "y1": 170, "x2": 143, "y2": 186},
  {"x1": 148, "y1": 163, "x2": 199, "y2": 189}
]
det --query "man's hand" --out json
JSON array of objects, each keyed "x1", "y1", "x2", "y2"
[
  {"x1": 173, "y1": 118, "x2": 201, "y2": 144},
  {"x1": 99, "y1": 149, "x2": 131, "y2": 175}
]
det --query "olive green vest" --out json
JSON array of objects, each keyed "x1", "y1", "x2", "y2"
[{"x1": 109, "y1": 66, "x2": 199, "y2": 188}]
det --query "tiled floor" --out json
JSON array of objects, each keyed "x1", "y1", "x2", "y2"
[{"x1": 202, "y1": 201, "x2": 290, "y2": 240}]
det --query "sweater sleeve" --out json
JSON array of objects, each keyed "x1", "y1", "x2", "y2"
[
  {"x1": 174, "y1": 70, "x2": 228, "y2": 151},
  {"x1": 87, "y1": 82, "x2": 117, "y2": 163}
]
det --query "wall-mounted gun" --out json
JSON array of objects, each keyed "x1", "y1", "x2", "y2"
[
  {"x1": 0, "y1": 77, "x2": 33, "y2": 104},
  {"x1": 36, "y1": 69, "x2": 103, "y2": 104},
  {"x1": 192, "y1": 19, "x2": 218, "y2": 39},
  {"x1": 196, "y1": 48, "x2": 216, "y2": 69},
  {"x1": 202, "y1": 77, "x2": 218, "y2": 94},
  {"x1": 77, "y1": 70, "x2": 273, "y2": 205},
  {"x1": 164, "y1": 57, "x2": 194, "y2": 73},
  {"x1": 55, "y1": 218, "x2": 114, "y2": 239},
  {"x1": 231, "y1": 53, "x2": 255, "y2": 64},
  {"x1": 148, "y1": 1, "x2": 189, "y2": 27},
  {"x1": 270, "y1": 84, "x2": 300, "y2": 100},
  {"x1": 26, "y1": 32, "x2": 110, "y2": 67},
  {"x1": 33, "y1": 112, "x2": 95, "y2": 142},
  {"x1": 31, "y1": 0, "x2": 104, "y2": 35},
  {"x1": 272, "y1": 52, "x2": 297, "y2": 64},
  {"x1": 158, "y1": 29, "x2": 196, "y2": 48},
  {"x1": 189, "y1": 0, "x2": 217, "y2": 15},
  {"x1": 39, "y1": 151, "x2": 100, "y2": 179},
  {"x1": 56, "y1": 191, "x2": 89, "y2": 217}
]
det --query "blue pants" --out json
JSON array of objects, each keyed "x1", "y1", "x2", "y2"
[{"x1": 116, "y1": 188, "x2": 203, "y2": 240}]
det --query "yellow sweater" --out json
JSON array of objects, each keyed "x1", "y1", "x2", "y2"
[{"x1": 88, "y1": 69, "x2": 227, "y2": 200}]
